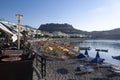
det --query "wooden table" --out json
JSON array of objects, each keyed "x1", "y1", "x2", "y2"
[
  {"x1": 5, "y1": 53, "x2": 22, "y2": 57},
  {"x1": 1, "y1": 57, "x2": 21, "y2": 62}
]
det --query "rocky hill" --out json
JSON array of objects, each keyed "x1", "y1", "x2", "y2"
[
  {"x1": 38, "y1": 23, "x2": 87, "y2": 34},
  {"x1": 38, "y1": 23, "x2": 120, "y2": 39},
  {"x1": 90, "y1": 28, "x2": 120, "y2": 39}
]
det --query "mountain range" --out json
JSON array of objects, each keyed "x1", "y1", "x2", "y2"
[
  {"x1": 38, "y1": 23, "x2": 120, "y2": 39},
  {"x1": 90, "y1": 28, "x2": 120, "y2": 39}
]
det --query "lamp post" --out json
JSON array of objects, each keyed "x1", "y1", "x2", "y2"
[{"x1": 16, "y1": 14, "x2": 23, "y2": 49}]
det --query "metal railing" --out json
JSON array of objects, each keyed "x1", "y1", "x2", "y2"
[{"x1": 24, "y1": 46, "x2": 46, "y2": 79}]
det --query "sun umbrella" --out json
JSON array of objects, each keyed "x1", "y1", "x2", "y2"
[
  {"x1": 45, "y1": 46, "x2": 53, "y2": 51},
  {"x1": 112, "y1": 55, "x2": 120, "y2": 68},
  {"x1": 76, "y1": 50, "x2": 90, "y2": 61},
  {"x1": 62, "y1": 48, "x2": 69, "y2": 52},
  {"x1": 90, "y1": 57, "x2": 104, "y2": 64},
  {"x1": 84, "y1": 50, "x2": 89, "y2": 57},
  {"x1": 112, "y1": 55, "x2": 120, "y2": 61},
  {"x1": 96, "y1": 51, "x2": 100, "y2": 58},
  {"x1": 90, "y1": 51, "x2": 104, "y2": 64},
  {"x1": 76, "y1": 53, "x2": 86, "y2": 59},
  {"x1": 90, "y1": 51, "x2": 105, "y2": 75},
  {"x1": 76, "y1": 50, "x2": 90, "y2": 80},
  {"x1": 84, "y1": 50, "x2": 91, "y2": 61}
]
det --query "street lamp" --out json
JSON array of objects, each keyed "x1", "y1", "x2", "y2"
[{"x1": 16, "y1": 14, "x2": 23, "y2": 49}]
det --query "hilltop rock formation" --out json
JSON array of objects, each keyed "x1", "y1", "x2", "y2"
[
  {"x1": 38, "y1": 23, "x2": 120, "y2": 39},
  {"x1": 38, "y1": 23, "x2": 87, "y2": 34}
]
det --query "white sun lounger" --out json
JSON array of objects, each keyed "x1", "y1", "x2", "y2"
[
  {"x1": 108, "y1": 66, "x2": 120, "y2": 75},
  {"x1": 75, "y1": 65, "x2": 94, "y2": 73},
  {"x1": 99, "y1": 63, "x2": 112, "y2": 68},
  {"x1": 112, "y1": 66, "x2": 120, "y2": 70},
  {"x1": 109, "y1": 69, "x2": 120, "y2": 75},
  {"x1": 83, "y1": 66, "x2": 94, "y2": 73}
]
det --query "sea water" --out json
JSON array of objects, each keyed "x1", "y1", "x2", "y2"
[{"x1": 71, "y1": 40, "x2": 120, "y2": 66}]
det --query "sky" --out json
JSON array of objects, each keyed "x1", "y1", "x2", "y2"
[{"x1": 0, "y1": 0, "x2": 120, "y2": 31}]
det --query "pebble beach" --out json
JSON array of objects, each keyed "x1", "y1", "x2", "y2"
[
  {"x1": 44, "y1": 58, "x2": 120, "y2": 80},
  {"x1": 31, "y1": 38, "x2": 120, "y2": 80}
]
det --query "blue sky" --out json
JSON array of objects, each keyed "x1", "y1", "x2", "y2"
[{"x1": 0, "y1": 0, "x2": 120, "y2": 31}]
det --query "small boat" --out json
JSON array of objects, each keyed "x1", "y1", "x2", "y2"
[
  {"x1": 79, "y1": 47, "x2": 91, "y2": 50},
  {"x1": 100, "y1": 49, "x2": 108, "y2": 52},
  {"x1": 95, "y1": 49, "x2": 108, "y2": 52},
  {"x1": 95, "y1": 49, "x2": 100, "y2": 51}
]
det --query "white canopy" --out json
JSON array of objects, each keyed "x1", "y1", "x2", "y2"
[
  {"x1": 0, "y1": 23, "x2": 14, "y2": 35},
  {"x1": 0, "y1": 23, "x2": 18, "y2": 42}
]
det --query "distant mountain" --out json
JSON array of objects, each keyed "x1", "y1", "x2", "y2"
[
  {"x1": 90, "y1": 28, "x2": 120, "y2": 39},
  {"x1": 38, "y1": 23, "x2": 120, "y2": 39},
  {"x1": 38, "y1": 23, "x2": 87, "y2": 34}
]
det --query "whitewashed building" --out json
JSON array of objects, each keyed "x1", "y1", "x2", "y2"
[{"x1": 52, "y1": 31, "x2": 68, "y2": 37}]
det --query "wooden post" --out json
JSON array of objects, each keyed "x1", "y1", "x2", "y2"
[{"x1": 16, "y1": 14, "x2": 23, "y2": 49}]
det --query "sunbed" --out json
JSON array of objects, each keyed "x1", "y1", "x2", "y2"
[
  {"x1": 109, "y1": 69, "x2": 120, "y2": 75},
  {"x1": 99, "y1": 63, "x2": 112, "y2": 68},
  {"x1": 108, "y1": 66, "x2": 120, "y2": 75},
  {"x1": 75, "y1": 65, "x2": 94, "y2": 73},
  {"x1": 112, "y1": 66, "x2": 120, "y2": 70}
]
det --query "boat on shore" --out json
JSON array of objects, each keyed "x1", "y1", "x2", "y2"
[
  {"x1": 79, "y1": 47, "x2": 91, "y2": 50},
  {"x1": 95, "y1": 48, "x2": 108, "y2": 52}
]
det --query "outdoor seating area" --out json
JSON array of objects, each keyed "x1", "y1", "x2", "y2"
[
  {"x1": 0, "y1": 49, "x2": 35, "y2": 62},
  {"x1": 0, "y1": 59, "x2": 33, "y2": 80},
  {"x1": 0, "y1": 48, "x2": 35, "y2": 80}
]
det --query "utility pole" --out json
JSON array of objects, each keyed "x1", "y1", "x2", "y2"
[{"x1": 16, "y1": 14, "x2": 23, "y2": 49}]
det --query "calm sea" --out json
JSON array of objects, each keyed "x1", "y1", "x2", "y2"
[{"x1": 71, "y1": 40, "x2": 120, "y2": 66}]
